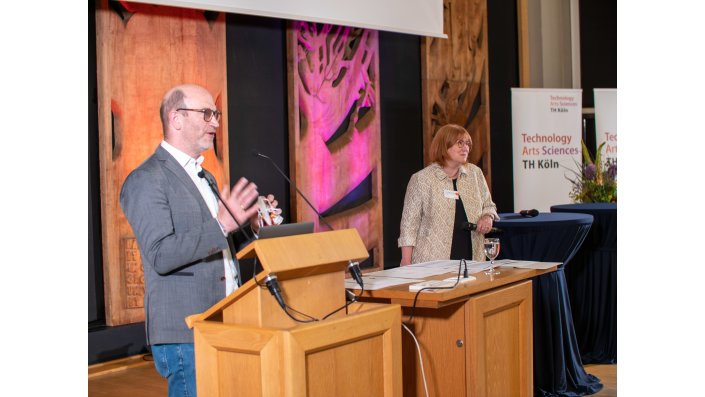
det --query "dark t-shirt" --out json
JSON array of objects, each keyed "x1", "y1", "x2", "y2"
[{"x1": 449, "y1": 178, "x2": 472, "y2": 260}]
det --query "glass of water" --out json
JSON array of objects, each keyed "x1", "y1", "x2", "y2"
[{"x1": 483, "y1": 238, "x2": 501, "y2": 276}]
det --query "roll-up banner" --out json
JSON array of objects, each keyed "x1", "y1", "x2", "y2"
[
  {"x1": 594, "y1": 89, "x2": 617, "y2": 166},
  {"x1": 511, "y1": 88, "x2": 583, "y2": 212}
]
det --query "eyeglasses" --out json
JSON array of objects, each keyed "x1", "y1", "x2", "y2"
[
  {"x1": 455, "y1": 139, "x2": 472, "y2": 148},
  {"x1": 176, "y1": 108, "x2": 222, "y2": 122}
]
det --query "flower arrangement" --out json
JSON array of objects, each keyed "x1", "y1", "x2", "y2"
[{"x1": 567, "y1": 141, "x2": 617, "y2": 203}]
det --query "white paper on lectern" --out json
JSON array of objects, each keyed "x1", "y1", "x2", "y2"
[
  {"x1": 408, "y1": 275, "x2": 477, "y2": 292},
  {"x1": 366, "y1": 265, "x2": 458, "y2": 279},
  {"x1": 407, "y1": 259, "x2": 459, "y2": 268},
  {"x1": 409, "y1": 259, "x2": 485, "y2": 274},
  {"x1": 344, "y1": 276, "x2": 424, "y2": 290},
  {"x1": 497, "y1": 260, "x2": 561, "y2": 270}
]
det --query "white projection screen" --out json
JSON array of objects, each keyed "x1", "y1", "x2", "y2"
[{"x1": 126, "y1": 0, "x2": 447, "y2": 38}]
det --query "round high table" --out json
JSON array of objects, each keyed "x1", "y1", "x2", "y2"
[
  {"x1": 492, "y1": 212, "x2": 603, "y2": 397},
  {"x1": 551, "y1": 203, "x2": 617, "y2": 364}
]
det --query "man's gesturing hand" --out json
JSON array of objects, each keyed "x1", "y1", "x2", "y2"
[{"x1": 216, "y1": 177, "x2": 259, "y2": 233}]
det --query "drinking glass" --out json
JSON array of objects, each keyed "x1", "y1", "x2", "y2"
[{"x1": 483, "y1": 238, "x2": 501, "y2": 276}]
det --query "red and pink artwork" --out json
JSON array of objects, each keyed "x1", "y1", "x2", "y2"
[{"x1": 288, "y1": 21, "x2": 383, "y2": 270}]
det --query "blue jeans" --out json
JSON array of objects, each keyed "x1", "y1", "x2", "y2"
[{"x1": 151, "y1": 343, "x2": 196, "y2": 397}]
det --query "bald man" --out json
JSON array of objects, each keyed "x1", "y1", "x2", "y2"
[{"x1": 120, "y1": 84, "x2": 276, "y2": 396}]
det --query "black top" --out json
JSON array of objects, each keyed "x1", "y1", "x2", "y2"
[{"x1": 449, "y1": 178, "x2": 472, "y2": 260}]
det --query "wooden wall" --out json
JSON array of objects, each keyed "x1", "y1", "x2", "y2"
[
  {"x1": 421, "y1": 0, "x2": 492, "y2": 186},
  {"x1": 95, "y1": 0, "x2": 229, "y2": 326}
]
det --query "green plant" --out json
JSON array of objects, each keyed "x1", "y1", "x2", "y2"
[{"x1": 567, "y1": 141, "x2": 617, "y2": 203}]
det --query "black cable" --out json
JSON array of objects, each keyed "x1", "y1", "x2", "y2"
[
  {"x1": 405, "y1": 260, "x2": 464, "y2": 325},
  {"x1": 322, "y1": 302, "x2": 352, "y2": 320},
  {"x1": 260, "y1": 285, "x2": 319, "y2": 323},
  {"x1": 252, "y1": 257, "x2": 263, "y2": 287},
  {"x1": 351, "y1": 282, "x2": 365, "y2": 306},
  {"x1": 280, "y1": 283, "x2": 369, "y2": 322},
  {"x1": 262, "y1": 272, "x2": 320, "y2": 323},
  {"x1": 356, "y1": 283, "x2": 365, "y2": 301},
  {"x1": 256, "y1": 260, "x2": 368, "y2": 322},
  {"x1": 322, "y1": 282, "x2": 365, "y2": 320},
  {"x1": 198, "y1": 170, "x2": 255, "y2": 241},
  {"x1": 273, "y1": 282, "x2": 367, "y2": 322},
  {"x1": 283, "y1": 304, "x2": 319, "y2": 323},
  {"x1": 256, "y1": 262, "x2": 367, "y2": 323}
]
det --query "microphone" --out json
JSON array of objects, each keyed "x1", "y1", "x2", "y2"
[
  {"x1": 198, "y1": 170, "x2": 253, "y2": 240},
  {"x1": 263, "y1": 273, "x2": 286, "y2": 310},
  {"x1": 462, "y1": 222, "x2": 502, "y2": 234},
  {"x1": 251, "y1": 150, "x2": 334, "y2": 231},
  {"x1": 519, "y1": 209, "x2": 539, "y2": 217},
  {"x1": 252, "y1": 149, "x2": 364, "y2": 290},
  {"x1": 347, "y1": 261, "x2": 364, "y2": 290}
]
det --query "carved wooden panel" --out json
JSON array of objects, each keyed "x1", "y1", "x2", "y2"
[
  {"x1": 96, "y1": 0, "x2": 229, "y2": 326},
  {"x1": 121, "y1": 238, "x2": 144, "y2": 309},
  {"x1": 286, "y1": 22, "x2": 383, "y2": 271},
  {"x1": 421, "y1": 0, "x2": 492, "y2": 186}
]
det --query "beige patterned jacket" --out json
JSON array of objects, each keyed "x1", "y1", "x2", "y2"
[{"x1": 398, "y1": 162, "x2": 498, "y2": 263}]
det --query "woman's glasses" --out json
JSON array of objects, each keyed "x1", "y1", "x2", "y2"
[{"x1": 454, "y1": 139, "x2": 472, "y2": 148}]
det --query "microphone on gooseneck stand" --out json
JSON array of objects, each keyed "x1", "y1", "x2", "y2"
[
  {"x1": 263, "y1": 273, "x2": 286, "y2": 310},
  {"x1": 251, "y1": 150, "x2": 334, "y2": 231},
  {"x1": 347, "y1": 261, "x2": 365, "y2": 289},
  {"x1": 462, "y1": 221, "x2": 503, "y2": 235},
  {"x1": 251, "y1": 149, "x2": 364, "y2": 290},
  {"x1": 519, "y1": 209, "x2": 539, "y2": 217},
  {"x1": 198, "y1": 170, "x2": 254, "y2": 240}
]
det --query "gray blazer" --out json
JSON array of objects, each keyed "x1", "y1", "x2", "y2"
[{"x1": 120, "y1": 145, "x2": 238, "y2": 345}]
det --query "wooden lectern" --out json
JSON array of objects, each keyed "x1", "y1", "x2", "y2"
[
  {"x1": 187, "y1": 229, "x2": 402, "y2": 396},
  {"x1": 355, "y1": 266, "x2": 556, "y2": 396}
]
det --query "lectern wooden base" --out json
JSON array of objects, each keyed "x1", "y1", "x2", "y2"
[
  {"x1": 187, "y1": 230, "x2": 402, "y2": 396},
  {"x1": 402, "y1": 280, "x2": 533, "y2": 396},
  {"x1": 193, "y1": 302, "x2": 400, "y2": 396},
  {"x1": 356, "y1": 266, "x2": 554, "y2": 397}
]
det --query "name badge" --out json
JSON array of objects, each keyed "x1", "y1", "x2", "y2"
[{"x1": 444, "y1": 189, "x2": 459, "y2": 200}]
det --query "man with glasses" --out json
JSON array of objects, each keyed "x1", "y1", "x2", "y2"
[{"x1": 120, "y1": 84, "x2": 276, "y2": 396}]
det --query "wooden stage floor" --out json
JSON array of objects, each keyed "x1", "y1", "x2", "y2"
[{"x1": 88, "y1": 354, "x2": 616, "y2": 396}]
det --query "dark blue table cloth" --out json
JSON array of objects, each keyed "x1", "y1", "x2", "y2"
[
  {"x1": 493, "y1": 212, "x2": 603, "y2": 397},
  {"x1": 551, "y1": 203, "x2": 617, "y2": 364}
]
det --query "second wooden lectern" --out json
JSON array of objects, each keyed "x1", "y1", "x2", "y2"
[{"x1": 187, "y1": 229, "x2": 402, "y2": 396}]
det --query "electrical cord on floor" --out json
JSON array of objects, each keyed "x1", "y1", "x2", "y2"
[{"x1": 402, "y1": 323, "x2": 429, "y2": 397}]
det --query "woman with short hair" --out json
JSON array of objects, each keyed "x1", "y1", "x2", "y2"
[{"x1": 398, "y1": 124, "x2": 498, "y2": 265}]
